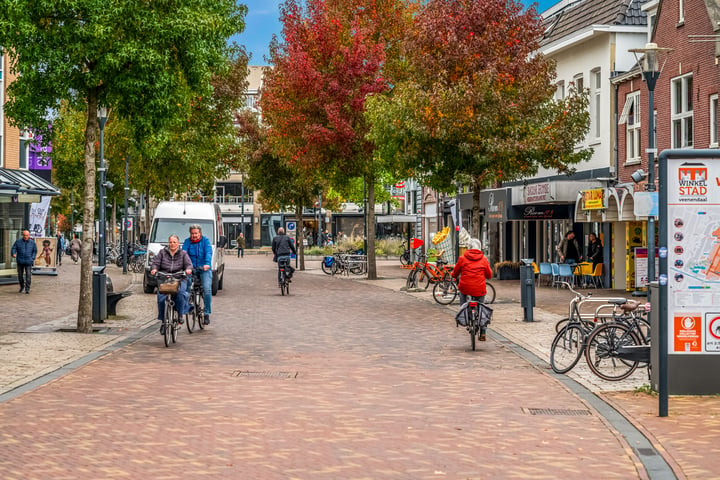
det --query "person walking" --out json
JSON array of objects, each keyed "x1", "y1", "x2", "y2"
[
  {"x1": 556, "y1": 231, "x2": 581, "y2": 264},
  {"x1": 11, "y1": 230, "x2": 37, "y2": 294},
  {"x1": 451, "y1": 238, "x2": 492, "y2": 341},
  {"x1": 236, "y1": 232, "x2": 245, "y2": 258},
  {"x1": 69, "y1": 236, "x2": 82, "y2": 263},
  {"x1": 56, "y1": 233, "x2": 65, "y2": 266}
]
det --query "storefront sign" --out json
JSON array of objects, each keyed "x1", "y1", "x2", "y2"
[
  {"x1": 666, "y1": 158, "x2": 720, "y2": 354},
  {"x1": 523, "y1": 182, "x2": 554, "y2": 204},
  {"x1": 479, "y1": 189, "x2": 508, "y2": 223},
  {"x1": 581, "y1": 188, "x2": 605, "y2": 210},
  {"x1": 508, "y1": 204, "x2": 572, "y2": 220}
]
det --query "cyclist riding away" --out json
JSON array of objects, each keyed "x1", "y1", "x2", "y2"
[
  {"x1": 183, "y1": 224, "x2": 213, "y2": 325},
  {"x1": 271, "y1": 227, "x2": 296, "y2": 286},
  {"x1": 451, "y1": 238, "x2": 493, "y2": 341},
  {"x1": 150, "y1": 235, "x2": 192, "y2": 333}
]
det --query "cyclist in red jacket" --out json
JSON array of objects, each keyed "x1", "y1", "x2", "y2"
[{"x1": 451, "y1": 238, "x2": 493, "y2": 341}]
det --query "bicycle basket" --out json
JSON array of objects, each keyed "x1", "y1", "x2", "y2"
[
  {"x1": 323, "y1": 256, "x2": 334, "y2": 267},
  {"x1": 158, "y1": 280, "x2": 179, "y2": 294}
]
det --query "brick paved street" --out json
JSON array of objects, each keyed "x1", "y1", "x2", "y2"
[{"x1": 0, "y1": 256, "x2": 645, "y2": 479}]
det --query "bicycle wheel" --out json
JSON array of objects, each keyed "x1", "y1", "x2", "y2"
[
  {"x1": 321, "y1": 258, "x2": 333, "y2": 275},
  {"x1": 400, "y1": 251, "x2": 410, "y2": 266},
  {"x1": 171, "y1": 309, "x2": 179, "y2": 344},
  {"x1": 186, "y1": 299, "x2": 196, "y2": 333},
  {"x1": 416, "y1": 268, "x2": 431, "y2": 290},
  {"x1": 196, "y1": 291, "x2": 205, "y2": 330},
  {"x1": 433, "y1": 279, "x2": 457, "y2": 305},
  {"x1": 550, "y1": 324, "x2": 584, "y2": 374},
  {"x1": 485, "y1": 283, "x2": 496, "y2": 304},
  {"x1": 163, "y1": 303, "x2": 172, "y2": 347},
  {"x1": 406, "y1": 270, "x2": 418, "y2": 290},
  {"x1": 585, "y1": 323, "x2": 641, "y2": 381}
]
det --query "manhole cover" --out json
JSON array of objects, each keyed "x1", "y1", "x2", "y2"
[
  {"x1": 56, "y1": 327, "x2": 109, "y2": 333},
  {"x1": 232, "y1": 371, "x2": 298, "y2": 378},
  {"x1": 523, "y1": 408, "x2": 591, "y2": 416}
]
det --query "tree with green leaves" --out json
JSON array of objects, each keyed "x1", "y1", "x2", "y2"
[
  {"x1": 0, "y1": 1, "x2": 246, "y2": 332},
  {"x1": 260, "y1": 0, "x2": 415, "y2": 279},
  {"x1": 366, "y1": 0, "x2": 591, "y2": 237}
]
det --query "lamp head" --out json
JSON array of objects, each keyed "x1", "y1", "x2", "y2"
[
  {"x1": 631, "y1": 169, "x2": 647, "y2": 184},
  {"x1": 104, "y1": 181, "x2": 115, "y2": 190}
]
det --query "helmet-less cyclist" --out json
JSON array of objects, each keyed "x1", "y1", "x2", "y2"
[
  {"x1": 150, "y1": 235, "x2": 192, "y2": 332},
  {"x1": 271, "y1": 227, "x2": 296, "y2": 285},
  {"x1": 183, "y1": 224, "x2": 213, "y2": 325}
]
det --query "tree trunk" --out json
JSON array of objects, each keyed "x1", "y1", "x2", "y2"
[
  {"x1": 144, "y1": 185, "x2": 151, "y2": 236},
  {"x1": 366, "y1": 177, "x2": 377, "y2": 280},
  {"x1": 77, "y1": 95, "x2": 99, "y2": 333}
]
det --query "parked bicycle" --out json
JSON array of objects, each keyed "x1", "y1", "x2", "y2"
[
  {"x1": 549, "y1": 282, "x2": 650, "y2": 380},
  {"x1": 155, "y1": 271, "x2": 187, "y2": 347},
  {"x1": 322, "y1": 250, "x2": 366, "y2": 276},
  {"x1": 432, "y1": 275, "x2": 496, "y2": 305},
  {"x1": 406, "y1": 251, "x2": 453, "y2": 290}
]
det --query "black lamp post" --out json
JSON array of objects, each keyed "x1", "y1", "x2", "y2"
[
  {"x1": 629, "y1": 43, "x2": 672, "y2": 292},
  {"x1": 630, "y1": 42, "x2": 672, "y2": 417},
  {"x1": 97, "y1": 106, "x2": 109, "y2": 267}
]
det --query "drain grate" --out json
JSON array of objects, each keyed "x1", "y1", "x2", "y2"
[
  {"x1": 524, "y1": 407, "x2": 591, "y2": 416},
  {"x1": 232, "y1": 370, "x2": 298, "y2": 378}
]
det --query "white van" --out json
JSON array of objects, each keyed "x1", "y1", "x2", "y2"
[{"x1": 143, "y1": 201, "x2": 227, "y2": 295}]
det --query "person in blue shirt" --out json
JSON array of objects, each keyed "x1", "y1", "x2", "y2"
[
  {"x1": 183, "y1": 224, "x2": 213, "y2": 325},
  {"x1": 11, "y1": 230, "x2": 37, "y2": 294}
]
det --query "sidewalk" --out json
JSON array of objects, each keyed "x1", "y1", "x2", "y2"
[{"x1": 1, "y1": 257, "x2": 719, "y2": 478}]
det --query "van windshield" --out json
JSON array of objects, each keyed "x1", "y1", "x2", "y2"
[{"x1": 150, "y1": 219, "x2": 215, "y2": 245}]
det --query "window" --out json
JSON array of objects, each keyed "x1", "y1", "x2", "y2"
[
  {"x1": 555, "y1": 81, "x2": 565, "y2": 100},
  {"x1": 574, "y1": 74, "x2": 584, "y2": 94},
  {"x1": 620, "y1": 92, "x2": 641, "y2": 162},
  {"x1": 671, "y1": 74, "x2": 693, "y2": 148},
  {"x1": 711, "y1": 94, "x2": 719, "y2": 148},
  {"x1": 679, "y1": 0, "x2": 685, "y2": 23},
  {"x1": 591, "y1": 69, "x2": 601, "y2": 139}
]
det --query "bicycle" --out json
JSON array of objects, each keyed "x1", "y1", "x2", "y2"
[
  {"x1": 155, "y1": 271, "x2": 187, "y2": 347},
  {"x1": 584, "y1": 301, "x2": 651, "y2": 381},
  {"x1": 406, "y1": 252, "x2": 453, "y2": 290},
  {"x1": 456, "y1": 296, "x2": 492, "y2": 351},
  {"x1": 432, "y1": 274, "x2": 496, "y2": 305},
  {"x1": 187, "y1": 268, "x2": 206, "y2": 332},
  {"x1": 278, "y1": 257, "x2": 291, "y2": 295}
]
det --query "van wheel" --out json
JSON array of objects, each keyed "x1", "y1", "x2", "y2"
[
  {"x1": 143, "y1": 275, "x2": 155, "y2": 294},
  {"x1": 212, "y1": 273, "x2": 219, "y2": 296},
  {"x1": 218, "y1": 272, "x2": 224, "y2": 290}
]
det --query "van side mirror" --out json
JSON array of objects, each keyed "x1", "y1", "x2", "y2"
[{"x1": 218, "y1": 235, "x2": 227, "y2": 248}]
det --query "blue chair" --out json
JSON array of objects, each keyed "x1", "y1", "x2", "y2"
[
  {"x1": 557, "y1": 263, "x2": 575, "y2": 288},
  {"x1": 550, "y1": 263, "x2": 560, "y2": 288},
  {"x1": 538, "y1": 262, "x2": 552, "y2": 287}
]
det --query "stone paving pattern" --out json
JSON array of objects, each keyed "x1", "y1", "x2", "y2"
[{"x1": 0, "y1": 255, "x2": 718, "y2": 478}]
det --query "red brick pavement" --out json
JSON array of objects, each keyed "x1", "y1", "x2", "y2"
[{"x1": 0, "y1": 256, "x2": 649, "y2": 479}]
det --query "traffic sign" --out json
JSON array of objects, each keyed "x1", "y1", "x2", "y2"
[{"x1": 286, "y1": 221, "x2": 296, "y2": 233}]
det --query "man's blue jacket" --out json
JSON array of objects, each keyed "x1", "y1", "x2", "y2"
[
  {"x1": 12, "y1": 238, "x2": 37, "y2": 265},
  {"x1": 182, "y1": 236, "x2": 212, "y2": 268}
]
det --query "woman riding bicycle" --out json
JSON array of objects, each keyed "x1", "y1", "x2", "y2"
[
  {"x1": 150, "y1": 235, "x2": 192, "y2": 333},
  {"x1": 451, "y1": 238, "x2": 493, "y2": 341}
]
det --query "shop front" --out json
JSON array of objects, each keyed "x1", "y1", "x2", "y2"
[{"x1": 0, "y1": 168, "x2": 60, "y2": 283}]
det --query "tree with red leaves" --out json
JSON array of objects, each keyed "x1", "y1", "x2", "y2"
[
  {"x1": 260, "y1": 0, "x2": 414, "y2": 279},
  {"x1": 366, "y1": 0, "x2": 590, "y2": 237}
]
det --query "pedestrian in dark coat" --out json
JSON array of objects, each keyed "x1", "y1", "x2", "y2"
[{"x1": 11, "y1": 230, "x2": 37, "y2": 294}]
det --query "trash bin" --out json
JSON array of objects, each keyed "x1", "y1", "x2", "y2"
[
  {"x1": 92, "y1": 265, "x2": 107, "y2": 323},
  {"x1": 519, "y1": 258, "x2": 536, "y2": 322}
]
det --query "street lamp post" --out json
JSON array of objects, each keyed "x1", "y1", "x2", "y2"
[
  {"x1": 123, "y1": 155, "x2": 129, "y2": 274},
  {"x1": 630, "y1": 42, "x2": 672, "y2": 417},
  {"x1": 97, "y1": 106, "x2": 109, "y2": 267},
  {"x1": 629, "y1": 43, "x2": 672, "y2": 293}
]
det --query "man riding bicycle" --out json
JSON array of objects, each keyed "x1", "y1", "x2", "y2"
[
  {"x1": 150, "y1": 235, "x2": 192, "y2": 333},
  {"x1": 271, "y1": 227, "x2": 296, "y2": 286},
  {"x1": 183, "y1": 224, "x2": 213, "y2": 325}
]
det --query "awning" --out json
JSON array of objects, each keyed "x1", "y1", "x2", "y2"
[
  {"x1": 376, "y1": 214, "x2": 417, "y2": 223},
  {"x1": 0, "y1": 168, "x2": 60, "y2": 196}
]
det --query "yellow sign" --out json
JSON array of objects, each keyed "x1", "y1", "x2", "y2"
[{"x1": 582, "y1": 188, "x2": 605, "y2": 210}]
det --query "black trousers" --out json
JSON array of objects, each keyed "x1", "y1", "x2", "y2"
[{"x1": 17, "y1": 263, "x2": 32, "y2": 291}]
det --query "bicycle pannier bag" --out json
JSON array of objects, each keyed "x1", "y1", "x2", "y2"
[
  {"x1": 455, "y1": 302, "x2": 470, "y2": 326},
  {"x1": 159, "y1": 280, "x2": 179, "y2": 294},
  {"x1": 324, "y1": 256, "x2": 334, "y2": 267},
  {"x1": 479, "y1": 303, "x2": 493, "y2": 327}
]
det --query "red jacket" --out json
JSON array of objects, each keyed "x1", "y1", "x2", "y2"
[{"x1": 451, "y1": 249, "x2": 492, "y2": 297}]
